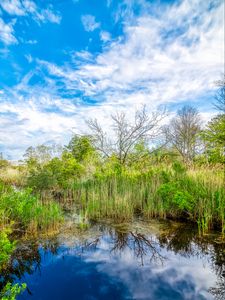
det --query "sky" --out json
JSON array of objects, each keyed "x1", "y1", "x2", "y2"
[{"x1": 0, "y1": 0, "x2": 224, "y2": 160}]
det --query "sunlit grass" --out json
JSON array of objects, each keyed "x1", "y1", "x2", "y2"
[
  {"x1": 69, "y1": 165, "x2": 225, "y2": 233},
  {"x1": 0, "y1": 166, "x2": 27, "y2": 187}
]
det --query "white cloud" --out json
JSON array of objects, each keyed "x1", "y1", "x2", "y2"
[
  {"x1": 81, "y1": 14, "x2": 100, "y2": 32},
  {"x1": 0, "y1": 0, "x2": 62, "y2": 24},
  {"x1": 0, "y1": 0, "x2": 25, "y2": 16},
  {"x1": 35, "y1": 8, "x2": 61, "y2": 25},
  {"x1": 0, "y1": 0, "x2": 223, "y2": 158},
  {"x1": 22, "y1": 0, "x2": 36, "y2": 14},
  {"x1": 0, "y1": 96, "x2": 79, "y2": 159},
  {"x1": 26, "y1": 39, "x2": 37, "y2": 44},
  {"x1": 100, "y1": 30, "x2": 111, "y2": 42},
  {"x1": 0, "y1": 1, "x2": 61, "y2": 46},
  {"x1": 0, "y1": 17, "x2": 17, "y2": 44},
  {"x1": 42, "y1": 0, "x2": 223, "y2": 109}
]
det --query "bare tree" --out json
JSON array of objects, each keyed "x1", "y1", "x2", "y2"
[
  {"x1": 165, "y1": 106, "x2": 201, "y2": 163},
  {"x1": 86, "y1": 106, "x2": 166, "y2": 164},
  {"x1": 214, "y1": 74, "x2": 225, "y2": 114}
]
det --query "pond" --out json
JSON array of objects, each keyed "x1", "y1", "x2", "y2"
[{"x1": 1, "y1": 219, "x2": 225, "y2": 300}]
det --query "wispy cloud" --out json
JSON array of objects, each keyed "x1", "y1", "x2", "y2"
[
  {"x1": 24, "y1": 53, "x2": 32, "y2": 63},
  {"x1": 0, "y1": 0, "x2": 223, "y2": 159},
  {"x1": 41, "y1": 0, "x2": 224, "y2": 107},
  {"x1": 0, "y1": 0, "x2": 26, "y2": 16},
  {"x1": 0, "y1": 17, "x2": 17, "y2": 45},
  {"x1": 34, "y1": 7, "x2": 61, "y2": 25},
  {"x1": 0, "y1": 0, "x2": 61, "y2": 24},
  {"x1": 0, "y1": 1, "x2": 61, "y2": 47},
  {"x1": 81, "y1": 15, "x2": 100, "y2": 32}
]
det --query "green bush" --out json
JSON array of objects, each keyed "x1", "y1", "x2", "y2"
[
  {"x1": 0, "y1": 228, "x2": 27, "y2": 300},
  {"x1": 0, "y1": 283, "x2": 27, "y2": 300},
  {"x1": 0, "y1": 182, "x2": 63, "y2": 232},
  {"x1": 156, "y1": 182, "x2": 194, "y2": 214},
  {"x1": 0, "y1": 228, "x2": 15, "y2": 271}
]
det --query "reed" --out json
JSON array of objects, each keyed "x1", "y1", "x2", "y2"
[
  {"x1": 69, "y1": 165, "x2": 225, "y2": 233},
  {"x1": 0, "y1": 166, "x2": 26, "y2": 187}
]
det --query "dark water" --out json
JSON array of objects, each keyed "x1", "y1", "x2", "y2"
[{"x1": 1, "y1": 219, "x2": 225, "y2": 300}]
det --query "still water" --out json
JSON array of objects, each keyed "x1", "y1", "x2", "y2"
[{"x1": 1, "y1": 219, "x2": 225, "y2": 300}]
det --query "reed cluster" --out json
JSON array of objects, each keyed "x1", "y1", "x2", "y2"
[{"x1": 70, "y1": 164, "x2": 225, "y2": 233}]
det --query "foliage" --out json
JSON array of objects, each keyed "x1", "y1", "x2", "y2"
[
  {"x1": 201, "y1": 114, "x2": 225, "y2": 164},
  {"x1": 0, "y1": 283, "x2": 27, "y2": 300},
  {"x1": 26, "y1": 152, "x2": 84, "y2": 191},
  {"x1": 67, "y1": 164, "x2": 225, "y2": 233},
  {"x1": 0, "y1": 181, "x2": 63, "y2": 232},
  {"x1": 0, "y1": 158, "x2": 10, "y2": 169},
  {"x1": 0, "y1": 228, "x2": 15, "y2": 271},
  {"x1": 0, "y1": 228, "x2": 26, "y2": 300},
  {"x1": 157, "y1": 182, "x2": 194, "y2": 214},
  {"x1": 66, "y1": 135, "x2": 95, "y2": 162},
  {"x1": 0, "y1": 103, "x2": 225, "y2": 234}
]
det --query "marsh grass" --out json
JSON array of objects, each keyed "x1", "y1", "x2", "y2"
[
  {"x1": 0, "y1": 166, "x2": 26, "y2": 187},
  {"x1": 69, "y1": 165, "x2": 225, "y2": 233}
]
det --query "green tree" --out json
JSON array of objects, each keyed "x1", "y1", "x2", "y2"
[
  {"x1": 66, "y1": 135, "x2": 95, "y2": 162},
  {"x1": 23, "y1": 146, "x2": 38, "y2": 169},
  {"x1": 201, "y1": 114, "x2": 225, "y2": 164}
]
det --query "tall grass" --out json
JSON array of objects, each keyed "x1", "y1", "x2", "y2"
[
  {"x1": 70, "y1": 165, "x2": 225, "y2": 233},
  {"x1": 0, "y1": 166, "x2": 26, "y2": 187}
]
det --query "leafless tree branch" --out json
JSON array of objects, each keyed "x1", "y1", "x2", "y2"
[{"x1": 86, "y1": 105, "x2": 167, "y2": 164}]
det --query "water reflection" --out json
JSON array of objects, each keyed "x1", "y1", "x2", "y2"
[{"x1": 0, "y1": 220, "x2": 224, "y2": 300}]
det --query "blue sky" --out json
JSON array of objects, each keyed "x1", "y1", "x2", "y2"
[{"x1": 0, "y1": 0, "x2": 224, "y2": 159}]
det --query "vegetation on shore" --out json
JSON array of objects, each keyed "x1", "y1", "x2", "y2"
[
  {"x1": 0, "y1": 181, "x2": 63, "y2": 299},
  {"x1": 0, "y1": 77, "x2": 224, "y2": 234},
  {"x1": 0, "y1": 227, "x2": 27, "y2": 300}
]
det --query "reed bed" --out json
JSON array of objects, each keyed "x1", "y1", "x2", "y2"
[
  {"x1": 0, "y1": 166, "x2": 26, "y2": 187},
  {"x1": 69, "y1": 166, "x2": 225, "y2": 233}
]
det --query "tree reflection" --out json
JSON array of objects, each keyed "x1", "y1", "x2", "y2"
[
  {"x1": 82, "y1": 226, "x2": 166, "y2": 266},
  {"x1": 156, "y1": 222, "x2": 225, "y2": 299},
  {"x1": 0, "y1": 222, "x2": 224, "y2": 299},
  {"x1": 111, "y1": 230, "x2": 166, "y2": 265},
  {"x1": 209, "y1": 278, "x2": 225, "y2": 300},
  {"x1": 0, "y1": 239, "x2": 59, "y2": 293}
]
